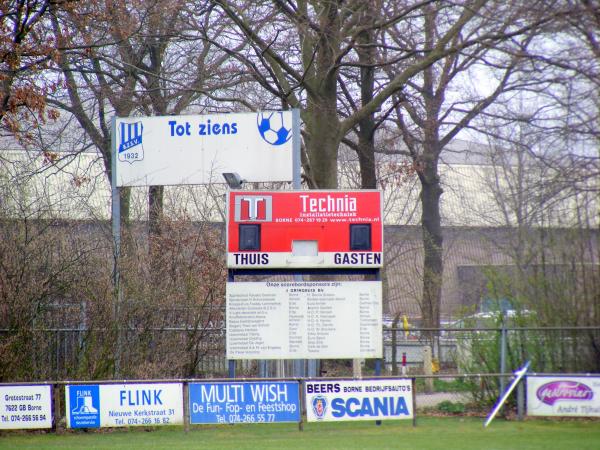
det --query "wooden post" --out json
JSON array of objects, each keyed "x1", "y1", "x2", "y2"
[{"x1": 423, "y1": 346, "x2": 433, "y2": 393}]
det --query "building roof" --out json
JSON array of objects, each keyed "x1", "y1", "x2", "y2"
[{"x1": 1, "y1": 139, "x2": 597, "y2": 229}]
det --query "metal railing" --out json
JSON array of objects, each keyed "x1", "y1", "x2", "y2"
[{"x1": 1, "y1": 326, "x2": 598, "y2": 382}]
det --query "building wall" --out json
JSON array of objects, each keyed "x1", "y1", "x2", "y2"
[{"x1": 384, "y1": 226, "x2": 599, "y2": 322}]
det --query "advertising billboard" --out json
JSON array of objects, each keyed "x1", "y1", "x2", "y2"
[
  {"x1": 304, "y1": 379, "x2": 413, "y2": 422},
  {"x1": 226, "y1": 190, "x2": 383, "y2": 269},
  {"x1": 0, "y1": 385, "x2": 52, "y2": 429},
  {"x1": 527, "y1": 376, "x2": 600, "y2": 417},
  {"x1": 189, "y1": 381, "x2": 300, "y2": 424},
  {"x1": 65, "y1": 383, "x2": 184, "y2": 428},
  {"x1": 114, "y1": 111, "x2": 296, "y2": 186}
]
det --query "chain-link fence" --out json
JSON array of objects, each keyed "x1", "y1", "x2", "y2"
[
  {"x1": 1, "y1": 326, "x2": 598, "y2": 389},
  {"x1": 384, "y1": 326, "x2": 600, "y2": 376}
]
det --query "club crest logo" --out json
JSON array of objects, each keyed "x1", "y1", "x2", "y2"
[
  {"x1": 118, "y1": 121, "x2": 144, "y2": 163},
  {"x1": 311, "y1": 396, "x2": 327, "y2": 420}
]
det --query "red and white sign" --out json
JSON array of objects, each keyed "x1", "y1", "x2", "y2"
[{"x1": 226, "y1": 190, "x2": 383, "y2": 268}]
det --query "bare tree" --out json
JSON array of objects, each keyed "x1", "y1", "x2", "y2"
[
  {"x1": 48, "y1": 1, "x2": 238, "y2": 227},
  {"x1": 213, "y1": 0, "x2": 496, "y2": 188},
  {"x1": 0, "y1": 0, "x2": 62, "y2": 140}
]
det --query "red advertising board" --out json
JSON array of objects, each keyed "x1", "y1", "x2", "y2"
[{"x1": 226, "y1": 190, "x2": 383, "y2": 268}]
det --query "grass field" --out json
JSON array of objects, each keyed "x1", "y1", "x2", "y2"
[{"x1": 1, "y1": 417, "x2": 599, "y2": 450}]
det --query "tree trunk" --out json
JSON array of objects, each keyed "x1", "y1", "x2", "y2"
[
  {"x1": 357, "y1": 30, "x2": 377, "y2": 190},
  {"x1": 304, "y1": 98, "x2": 341, "y2": 189},
  {"x1": 419, "y1": 158, "x2": 443, "y2": 331},
  {"x1": 148, "y1": 184, "x2": 164, "y2": 276}
]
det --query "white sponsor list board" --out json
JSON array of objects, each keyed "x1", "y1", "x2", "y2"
[
  {"x1": 65, "y1": 383, "x2": 183, "y2": 428},
  {"x1": 226, "y1": 281, "x2": 382, "y2": 360},
  {"x1": 305, "y1": 379, "x2": 413, "y2": 422},
  {"x1": 115, "y1": 111, "x2": 295, "y2": 187},
  {"x1": 0, "y1": 385, "x2": 52, "y2": 429},
  {"x1": 527, "y1": 376, "x2": 600, "y2": 417}
]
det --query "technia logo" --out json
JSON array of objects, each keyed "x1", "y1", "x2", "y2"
[
  {"x1": 257, "y1": 111, "x2": 292, "y2": 146},
  {"x1": 311, "y1": 396, "x2": 327, "y2": 420},
  {"x1": 234, "y1": 195, "x2": 273, "y2": 222},
  {"x1": 118, "y1": 121, "x2": 144, "y2": 164}
]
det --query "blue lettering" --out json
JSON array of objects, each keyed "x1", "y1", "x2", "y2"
[
  {"x1": 331, "y1": 398, "x2": 346, "y2": 418},
  {"x1": 119, "y1": 389, "x2": 163, "y2": 406},
  {"x1": 346, "y1": 398, "x2": 361, "y2": 417},
  {"x1": 329, "y1": 396, "x2": 409, "y2": 418},
  {"x1": 361, "y1": 397, "x2": 375, "y2": 416},
  {"x1": 394, "y1": 397, "x2": 409, "y2": 415},
  {"x1": 233, "y1": 253, "x2": 269, "y2": 265},
  {"x1": 198, "y1": 121, "x2": 237, "y2": 136},
  {"x1": 374, "y1": 397, "x2": 388, "y2": 415},
  {"x1": 168, "y1": 120, "x2": 190, "y2": 136}
]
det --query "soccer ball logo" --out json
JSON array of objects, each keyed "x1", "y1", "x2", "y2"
[{"x1": 257, "y1": 111, "x2": 292, "y2": 146}]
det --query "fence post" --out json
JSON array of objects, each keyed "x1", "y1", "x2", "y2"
[
  {"x1": 423, "y1": 346, "x2": 433, "y2": 393},
  {"x1": 298, "y1": 380, "x2": 304, "y2": 432},
  {"x1": 53, "y1": 383, "x2": 63, "y2": 434},
  {"x1": 183, "y1": 382, "x2": 190, "y2": 433},
  {"x1": 391, "y1": 317, "x2": 399, "y2": 376},
  {"x1": 352, "y1": 359, "x2": 362, "y2": 378},
  {"x1": 412, "y1": 377, "x2": 417, "y2": 427},
  {"x1": 500, "y1": 321, "x2": 507, "y2": 396},
  {"x1": 517, "y1": 378, "x2": 524, "y2": 421}
]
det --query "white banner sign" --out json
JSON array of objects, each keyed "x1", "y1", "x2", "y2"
[
  {"x1": 66, "y1": 383, "x2": 184, "y2": 428},
  {"x1": 114, "y1": 111, "x2": 296, "y2": 186},
  {"x1": 226, "y1": 281, "x2": 382, "y2": 359},
  {"x1": 527, "y1": 376, "x2": 600, "y2": 417},
  {"x1": 0, "y1": 385, "x2": 52, "y2": 429},
  {"x1": 305, "y1": 379, "x2": 413, "y2": 422}
]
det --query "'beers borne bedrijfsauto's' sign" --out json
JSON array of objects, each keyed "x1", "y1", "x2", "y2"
[{"x1": 226, "y1": 190, "x2": 383, "y2": 269}]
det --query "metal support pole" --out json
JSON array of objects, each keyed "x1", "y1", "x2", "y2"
[
  {"x1": 517, "y1": 378, "x2": 525, "y2": 421},
  {"x1": 183, "y1": 383, "x2": 190, "y2": 433},
  {"x1": 227, "y1": 269, "x2": 235, "y2": 379},
  {"x1": 291, "y1": 108, "x2": 312, "y2": 379},
  {"x1": 375, "y1": 358, "x2": 382, "y2": 426},
  {"x1": 500, "y1": 321, "x2": 507, "y2": 396},
  {"x1": 110, "y1": 116, "x2": 123, "y2": 378}
]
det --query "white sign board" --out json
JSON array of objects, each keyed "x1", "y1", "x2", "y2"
[
  {"x1": 226, "y1": 281, "x2": 382, "y2": 359},
  {"x1": 527, "y1": 376, "x2": 600, "y2": 417},
  {"x1": 66, "y1": 383, "x2": 184, "y2": 428},
  {"x1": 0, "y1": 385, "x2": 52, "y2": 429},
  {"x1": 305, "y1": 379, "x2": 413, "y2": 422},
  {"x1": 114, "y1": 111, "x2": 296, "y2": 186}
]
